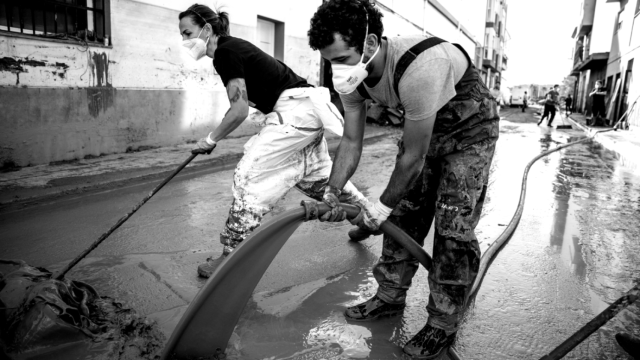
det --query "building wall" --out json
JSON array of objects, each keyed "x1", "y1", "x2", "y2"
[
  {"x1": 377, "y1": 0, "x2": 480, "y2": 58},
  {"x1": 378, "y1": 0, "x2": 424, "y2": 33},
  {"x1": 0, "y1": 0, "x2": 321, "y2": 167},
  {"x1": 423, "y1": 2, "x2": 477, "y2": 58},
  {"x1": 590, "y1": 0, "x2": 620, "y2": 54},
  {"x1": 605, "y1": 0, "x2": 640, "y2": 128},
  {"x1": 579, "y1": 0, "x2": 597, "y2": 28},
  {"x1": 482, "y1": 0, "x2": 508, "y2": 89},
  {"x1": 376, "y1": 2, "x2": 425, "y2": 38},
  {"x1": 442, "y1": 0, "x2": 486, "y2": 44},
  {"x1": 0, "y1": 0, "x2": 486, "y2": 167}
]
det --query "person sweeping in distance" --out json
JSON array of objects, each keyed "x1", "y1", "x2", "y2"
[
  {"x1": 308, "y1": 0, "x2": 499, "y2": 357},
  {"x1": 178, "y1": 3, "x2": 368, "y2": 278}
]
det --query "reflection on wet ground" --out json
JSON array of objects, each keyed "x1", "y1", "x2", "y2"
[{"x1": 228, "y1": 118, "x2": 640, "y2": 359}]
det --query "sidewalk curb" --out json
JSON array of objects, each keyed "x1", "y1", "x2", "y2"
[
  {"x1": 0, "y1": 130, "x2": 394, "y2": 209},
  {"x1": 566, "y1": 115, "x2": 640, "y2": 172}
]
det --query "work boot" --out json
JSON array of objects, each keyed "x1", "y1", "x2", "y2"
[
  {"x1": 348, "y1": 227, "x2": 383, "y2": 242},
  {"x1": 403, "y1": 324, "x2": 455, "y2": 359},
  {"x1": 344, "y1": 294, "x2": 405, "y2": 321},
  {"x1": 615, "y1": 333, "x2": 640, "y2": 358},
  {"x1": 197, "y1": 255, "x2": 227, "y2": 278}
]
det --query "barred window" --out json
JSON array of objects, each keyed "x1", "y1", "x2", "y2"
[{"x1": 0, "y1": 0, "x2": 111, "y2": 45}]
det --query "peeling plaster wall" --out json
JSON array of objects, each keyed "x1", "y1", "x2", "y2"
[{"x1": 0, "y1": 0, "x2": 321, "y2": 167}]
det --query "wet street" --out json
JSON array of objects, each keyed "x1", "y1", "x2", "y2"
[{"x1": 1, "y1": 107, "x2": 639, "y2": 359}]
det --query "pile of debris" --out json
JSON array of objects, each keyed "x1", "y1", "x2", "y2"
[{"x1": 0, "y1": 259, "x2": 164, "y2": 360}]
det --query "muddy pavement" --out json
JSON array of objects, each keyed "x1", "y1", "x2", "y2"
[{"x1": 1, "y1": 107, "x2": 639, "y2": 359}]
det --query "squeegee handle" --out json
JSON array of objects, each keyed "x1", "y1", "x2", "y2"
[{"x1": 54, "y1": 153, "x2": 199, "y2": 280}]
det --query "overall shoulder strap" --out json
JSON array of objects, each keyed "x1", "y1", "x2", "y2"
[
  {"x1": 393, "y1": 36, "x2": 446, "y2": 97},
  {"x1": 356, "y1": 36, "x2": 448, "y2": 100},
  {"x1": 451, "y1": 43, "x2": 474, "y2": 69}
]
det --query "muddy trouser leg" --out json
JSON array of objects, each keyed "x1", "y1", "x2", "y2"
[
  {"x1": 372, "y1": 153, "x2": 440, "y2": 305},
  {"x1": 219, "y1": 126, "x2": 323, "y2": 255},
  {"x1": 293, "y1": 135, "x2": 367, "y2": 206},
  {"x1": 426, "y1": 137, "x2": 496, "y2": 335}
]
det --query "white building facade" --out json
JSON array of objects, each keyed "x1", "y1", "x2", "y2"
[{"x1": 482, "y1": 0, "x2": 508, "y2": 90}]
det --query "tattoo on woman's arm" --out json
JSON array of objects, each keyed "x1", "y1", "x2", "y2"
[{"x1": 229, "y1": 86, "x2": 241, "y2": 103}]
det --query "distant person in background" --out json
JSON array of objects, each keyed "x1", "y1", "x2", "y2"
[
  {"x1": 564, "y1": 95, "x2": 573, "y2": 115},
  {"x1": 588, "y1": 80, "x2": 607, "y2": 126},
  {"x1": 522, "y1": 91, "x2": 528, "y2": 112},
  {"x1": 490, "y1": 86, "x2": 503, "y2": 114},
  {"x1": 538, "y1": 84, "x2": 560, "y2": 127}
]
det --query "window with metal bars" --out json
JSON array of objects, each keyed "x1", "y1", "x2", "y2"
[{"x1": 0, "y1": 0, "x2": 110, "y2": 45}]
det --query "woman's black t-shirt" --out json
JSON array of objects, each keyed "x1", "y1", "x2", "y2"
[{"x1": 213, "y1": 36, "x2": 311, "y2": 114}]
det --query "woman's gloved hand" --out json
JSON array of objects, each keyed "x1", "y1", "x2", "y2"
[
  {"x1": 319, "y1": 185, "x2": 347, "y2": 222},
  {"x1": 192, "y1": 132, "x2": 217, "y2": 155}
]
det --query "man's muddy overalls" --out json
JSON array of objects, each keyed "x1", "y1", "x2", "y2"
[{"x1": 362, "y1": 37, "x2": 500, "y2": 334}]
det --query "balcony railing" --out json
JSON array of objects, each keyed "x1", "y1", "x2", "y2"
[{"x1": 483, "y1": 58, "x2": 499, "y2": 72}]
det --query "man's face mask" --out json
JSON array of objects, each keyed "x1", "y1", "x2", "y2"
[
  {"x1": 182, "y1": 26, "x2": 210, "y2": 61},
  {"x1": 331, "y1": 16, "x2": 380, "y2": 95}
]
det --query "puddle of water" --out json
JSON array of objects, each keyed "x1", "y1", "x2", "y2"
[{"x1": 229, "y1": 266, "x2": 413, "y2": 359}]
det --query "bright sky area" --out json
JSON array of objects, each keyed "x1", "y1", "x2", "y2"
[{"x1": 503, "y1": 0, "x2": 582, "y2": 88}]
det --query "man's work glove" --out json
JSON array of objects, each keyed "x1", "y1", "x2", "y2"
[
  {"x1": 191, "y1": 132, "x2": 217, "y2": 155},
  {"x1": 319, "y1": 185, "x2": 348, "y2": 222},
  {"x1": 350, "y1": 199, "x2": 393, "y2": 231}
]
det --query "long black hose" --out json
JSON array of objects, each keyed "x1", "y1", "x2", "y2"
[{"x1": 469, "y1": 135, "x2": 595, "y2": 297}]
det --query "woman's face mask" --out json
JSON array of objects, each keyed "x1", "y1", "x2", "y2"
[
  {"x1": 182, "y1": 26, "x2": 210, "y2": 61},
  {"x1": 331, "y1": 23, "x2": 380, "y2": 95}
]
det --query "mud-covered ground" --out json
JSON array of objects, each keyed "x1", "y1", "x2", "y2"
[
  {"x1": 0, "y1": 260, "x2": 165, "y2": 360},
  {"x1": 0, "y1": 107, "x2": 638, "y2": 359}
]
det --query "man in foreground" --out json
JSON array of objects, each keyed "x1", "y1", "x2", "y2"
[{"x1": 308, "y1": 0, "x2": 499, "y2": 358}]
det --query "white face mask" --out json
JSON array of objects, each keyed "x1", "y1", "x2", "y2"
[
  {"x1": 182, "y1": 27, "x2": 210, "y2": 61},
  {"x1": 331, "y1": 23, "x2": 380, "y2": 95}
]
